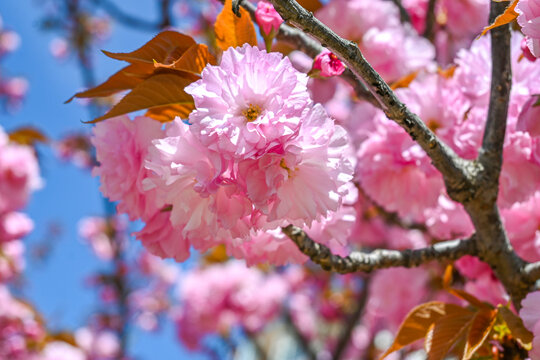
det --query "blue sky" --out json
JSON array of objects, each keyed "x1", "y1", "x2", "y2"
[{"x1": 0, "y1": 1, "x2": 208, "y2": 358}]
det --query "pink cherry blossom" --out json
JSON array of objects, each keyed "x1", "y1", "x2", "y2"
[
  {"x1": 92, "y1": 115, "x2": 164, "y2": 220},
  {"x1": 316, "y1": 0, "x2": 434, "y2": 82},
  {"x1": 0, "y1": 239, "x2": 25, "y2": 282},
  {"x1": 185, "y1": 45, "x2": 311, "y2": 158},
  {"x1": 38, "y1": 342, "x2": 85, "y2": 360},
  {"x1": 227, "y1": 228, "x2": 308, "y2": 266},
  {"x1": 176, "y1": 262, "x2": 288, "y2": 349},
  {"x1": 464, "y1": 275, "x2": 508, "y2": 307},
  {"x1": 144, "y1": 120, "x2": 251, "y2": 252},
  {"x1": 521, "y1": 291, "x2": 540, "y2": 359},
  {"x1": 75, "y1": 327, "x2": 120, "y2": 359},
  {"x1": 313, "y1": 50, "x2": 345, "y2": 77},
  {"x1": 517, "y1": 96, "x2": 540, "y2": 137},
  {"x1": 367, "y1": 267, "x2": 429, "y2": 330},
  {"x1": 0, "y1": 212, "x2": 33, "y2": 242},
  {"x1": 517, "y1": 0, "x2": 540, "y2": 58},
  {"x1": 402, "y1": 0, "x2": 429, "y2": 33},
  {"x1": 255, "y1": 1, "x2": 283, "y2": 35},
  {"x1": 502, "y1": 191, "x2": 540, "y2": 262},
  {"x1": 521, "y1": 291, "x2": 540, "y2": 331},
  {"x1": 0, "y1": 285, "x2": 45, "y2": 359},
  {"x1": 356, "y1": 118, "x2": 444, "y2": 222},
  {"x1": 135, "y1": 211, "x2": 191, "y2": 262},
  {"x1": 455, "y1": 255, "x2": 492, "y2": 279},
  {"x1": 439, "y1": 0, "x2": 488, "y2": 39},
  {"x1": 522, "y1": 37, "x2": 538, "y2": 62},
  {"x1": 78, "y1": 216, "x2": 117, "y2": 261},
  {"x1": 455, "y1": 33, "x2": 540, "y2": 118},
  {"x1": 0, "y1": 143, "x2": 42, "y2": 214}
]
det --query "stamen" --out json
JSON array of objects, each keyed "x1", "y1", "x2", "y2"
[{"x1": 242, "y1": 104, "x2": 262, "y2": 122}]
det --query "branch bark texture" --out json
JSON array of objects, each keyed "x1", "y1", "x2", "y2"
[
  {"x1": 254, "y1": 0, "x2": 540, "y2": 305},
  {"x1": 282, "y1": 225, "x2": 477, "y2": 274}
]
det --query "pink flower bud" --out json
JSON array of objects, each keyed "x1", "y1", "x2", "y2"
[
  {"x1": 313, "y1": 50, "x2": 346, "y2": 77},
  {"x1": 255, "y1": 1, "x2": 283, "y2": 35}
]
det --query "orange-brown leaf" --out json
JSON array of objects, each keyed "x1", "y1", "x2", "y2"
[
  {"x1": 66, "y1": 63, "x2": 153, "y2": 103},
  {"x1": 8, "y1": 127, "x2": 48, "y2": 146},
  {"x1": 425, "y1": 307, "x2": 474, "y2": 360},
  {"x1": 154, "y1": 44, "x2": 216, "y2": 74},
  {"x1": 380, "y1": 302, "x2": 467, "y2": 359},
  {"x1": 214, "y1": 0, "x2": 257, "y2": 51},
  {"x1": 442, "y1": 264, "x2": 453, "y2": 289},
  {"x1": 46, "y1": 332, "x2": 78, "y2": 347},
  {"x1": 447, "y1": 288, "x2": 492, "y2": 309},
  {"x1": 203, "y1": 245, "x2": 230, "y2": 264},
  {"x1": 463, "y1": 308, "x2": 498, "y2": 359},
  {"x1": 390, "y1": 71, "x2": 419, "y2": 90},
  {"x1": 103, "y1": 31, "x2": 196, "y2": 65},
  {"x1": 297, "y1": 0, "x2": 323, "y2": 12},
  {"x1": 145, "y1": 103, "x2": 195, "y2": 123},
  {"x1": 498, "y1": 305, "x2": 534, "y2": 348},
  {"x1": 479, "y1": 0, "x2": 519, "y2": 37},
  {"x1": 87, "y1": 74, "x2": 195, "y2": 123},
  {"x1": 438, "y1": 65, "x2": 457, "y2": 79}
]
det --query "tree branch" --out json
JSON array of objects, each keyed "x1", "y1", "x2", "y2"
[
  {"x1": 269, "y1": 0, "x2": 473, "y2": 202},
  {"x1": 387, "y1": 0, "x2": 411, "y2": 24},
  {"x1": 523, "y1": 262, "x2": 540, "y2": 284},
  {"x1": 282, "y1": 225, "x2": 477, "y2": 274},
  {"x1": 422, "y1": 0, "x2": 437, "y2": 41},
  {"x1": 90, "y1": 0, "x2": 163, "y2": 31},
  {"x1": 459, "y1": 1, "x2": 531, "y2": 308},
  {"x1": 477, "y1": 1, "x2": 513, "y2": 202}
]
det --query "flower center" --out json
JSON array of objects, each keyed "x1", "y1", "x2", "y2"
[
  {"x1": 280, "y1": 158, "x2": 297, "y2": 177},
  {"x1": 242, "y1": 104, "x2": 262, "y2": 122}
]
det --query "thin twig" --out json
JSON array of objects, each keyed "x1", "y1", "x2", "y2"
[
  {"x1": 90, "y1": 0, "x2": 163, "y2": 31},
  {"x1": 332, "y1": 276, "x2": 371, "y2": 360},
  {"x1": 282, "y1": 225, "x2": 477, "y2": 274},
  {"x1": 158, "y1": 0, "x2": 173, "y2": 29},
  {"x1": 422, "y1": 0, "x2": 437, "y2": 41},
  {"x1": 388, "y1": 0, "x2": 411, "y2": 24},
  {"x1": 356, "y1": 183, "x2": 428, "y2": 233},
  {"x1": 284, "y1": 310, "x2": 317, "y2": 360}
]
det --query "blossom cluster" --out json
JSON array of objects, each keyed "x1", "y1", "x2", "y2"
[
  {"x1": 92, "y1": 44, "x2": 354, "y2": 264},
  {"x1": 175, "y1": 261, "x2": 289, "y2": 349},
  {"x1": 0, "y1": 125, "x2": 41, "y2": 282},
  {"x1": 338, "y1": 32, "x2": 540, "y2": 304}
]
